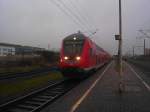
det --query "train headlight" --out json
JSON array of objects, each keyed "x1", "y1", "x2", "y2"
[
  {"x1": 64, "y1": 56, "x2": 68, "y2": 60},
  {"x1": 76, "y1": 56, "x2": 81, "y2": 61},
  {"x1": 73, "y1": 37, "x2": 77, "y2": 40}
]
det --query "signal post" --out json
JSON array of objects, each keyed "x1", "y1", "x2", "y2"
[{"x1": 115, "y1": 0, "x2": 124, "y2": 93}]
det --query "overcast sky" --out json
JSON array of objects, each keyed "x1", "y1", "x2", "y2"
[{"x1": 0, "y1": 0, "x2": 150, "y2": 55}]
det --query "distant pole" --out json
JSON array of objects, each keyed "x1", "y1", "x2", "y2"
[
  {"x1": 118, "y1": 0, "x2": 122, "y2": 61},
  {"x1": 48, "y1": 44, "x2": 50, "y2": 50},
  {"x1": 118, "y1": 0, "x2": 124, "y2": 92},
  {"x1": 132, "y1": 46, "x2": 134, "y2": 57},
  {"x1": 144, "y1": 39, "x2": 146, "y2": 56}
]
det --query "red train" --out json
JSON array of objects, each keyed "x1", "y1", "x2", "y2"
[{"x1": 59, "y1": 32, "x2": 111, "y2": 78}]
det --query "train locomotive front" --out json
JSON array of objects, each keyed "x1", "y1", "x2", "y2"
[
  {"x1": 59, "y1": 33, "x2": 110, "y2": 78},
  {"x1": 59, "y1": 33, "x2": 87, "y2": 78}
]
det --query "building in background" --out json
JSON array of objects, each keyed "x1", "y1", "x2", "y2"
[
  {"x1": 15, "y1": 46, "x2": 45, "y2": 55},
  {"x1": 0, "y1": 43, "x2": 16, "y2": 56},
  {"x1": 145, "y1": 48, "x2": 150, "y2": 56},
  {"x1": 0, "y1": 43, "x2": 45, "y2": 56}
]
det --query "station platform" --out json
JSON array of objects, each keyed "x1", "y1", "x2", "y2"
[{"x1": 42, "y1": 61, "x2": 150, "y2": 112}]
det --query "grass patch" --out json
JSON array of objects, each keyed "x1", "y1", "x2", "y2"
[
  {"x1": 0, "y1": 71, "x2": 63, "y2": 96},
  {"x1": 0, "y1": 66, "x2": 42, "y2": 74}
]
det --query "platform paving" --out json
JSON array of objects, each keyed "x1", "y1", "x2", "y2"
[{"x1": 42, "y1": 61, "x2": 150, "y2": 112}]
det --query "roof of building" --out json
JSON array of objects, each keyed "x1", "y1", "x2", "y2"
[
  {"x1": 0, "y1": 43, "x2": 45, "y2": 50},
  {"x1": 0, "y1": 43, "x2": 21, "y2": 47}
]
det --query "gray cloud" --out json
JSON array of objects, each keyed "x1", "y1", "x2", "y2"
[{"x1": 0, "y1": 0, "x2": 150, "y2": 55}]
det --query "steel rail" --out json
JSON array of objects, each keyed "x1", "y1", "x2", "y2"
[{"x1": 0, "y1": 79, "x2": 75, "y2": 112}]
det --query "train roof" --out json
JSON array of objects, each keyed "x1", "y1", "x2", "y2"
[
  {"x1": 63, "y1": 33, "x2": 110, "y2": 55},
  {"x1": 64, "y1": 33, "x2": 87, "y2": 40}
]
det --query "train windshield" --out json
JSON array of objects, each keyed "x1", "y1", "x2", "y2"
[{"x1": 63, "y1": 39, "x2": 84, "y2": 55}]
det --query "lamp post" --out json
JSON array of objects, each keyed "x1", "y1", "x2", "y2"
[
  {"x1": 136, "y1": 36, "x2": 146, "y2": 56},
  {"x1": 144, "y1": 39, "x2": 146, "y2": 56},
  {"x1": 118, "y1": 0, "x2": 124, "y2": 92},
  {"x1": 133, "y1": 46, "x2": 135, "y2": 57}
]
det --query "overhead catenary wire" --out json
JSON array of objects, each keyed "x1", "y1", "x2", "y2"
[
  {"x1": 139, "y1": 29, "x2": 150, "y2": 38},
  {"x1": 67, "y1": 0, "x2": 96, "y2": 29},
  {"x1": 65, "y1": 0, "x2": 95, "y2": 30},
  {"x1": 62, "y1": 0, "x2": 97, "y2": 36},
  {"x1": 49, "y1": 0, "x2": 85, "y2": 30},
  {"x1": 75, "y1": 0, "x2": 96, "y2": 30},
  {"x1": 49, "y1": 0, "x2": 97, "y2": 36},
  {"x1": 56, "y1": 0, "x2": 91, "y2": 31}
]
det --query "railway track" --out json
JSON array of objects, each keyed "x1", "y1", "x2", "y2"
[
  {"x1": 0, "y1": 67, "x2": 59, "y2": 80},
  {"x1": 0, "y1": 79, "x2": 78, "y2": 112}
]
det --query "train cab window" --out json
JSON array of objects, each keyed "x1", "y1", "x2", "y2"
[{"x1": 63, "y1": 39, "x2": 84, "y2": 55}]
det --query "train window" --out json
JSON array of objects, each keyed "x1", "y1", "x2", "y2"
[
  {"x1": 89, "y1": 48, "x2": 92, "y2": 57},
  {"x1": 63, "y1": 40, "x2": 84, "y2": 55},
  {"x1": 99, "y1": 57, "x2": 101, "y2": 63},
  {"x1": 96, "y1": 55, "x2": 98, "y2": 64}
]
